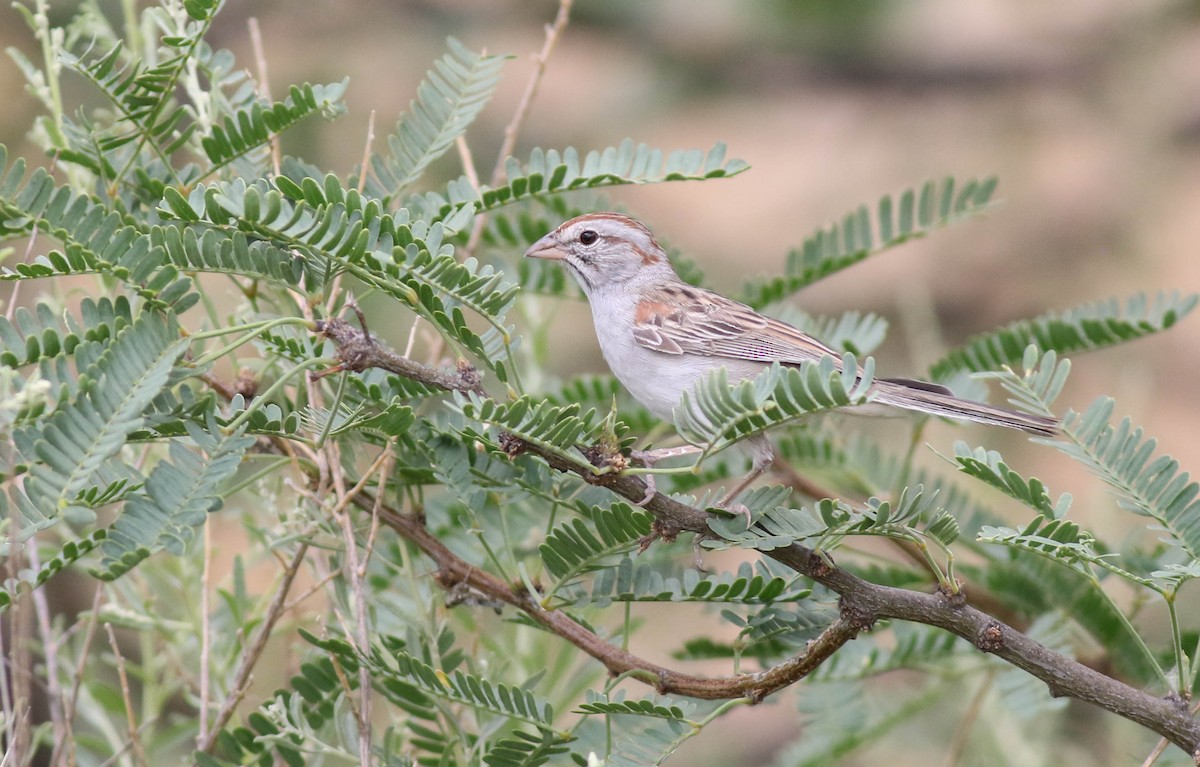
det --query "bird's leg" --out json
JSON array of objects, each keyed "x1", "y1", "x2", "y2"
[
  {"x1": 715, "y1": 449, "x2": 774, "y2": 525},
  {"x1": 629, "y1": 444, "x2": 703, "y2": 506}
]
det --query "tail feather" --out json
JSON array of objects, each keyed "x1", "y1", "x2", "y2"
[{"x1": 873, "y1": 379, "x2": 1060, "y2": 437}]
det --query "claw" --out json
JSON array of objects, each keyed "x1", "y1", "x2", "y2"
[
  {"x1": 634, "y1": 474, "x2": 657, "y2": 506},
  {"x1": 692, "y1": 537, "x2": 709, "y2": 572}
]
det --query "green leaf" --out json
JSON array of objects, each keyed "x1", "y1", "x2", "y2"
[
  {"x1": 930, "y1": 291, "x2": 1198, "y2": 380},
  {"x1": 740, "y1": 176, "x2": 997, "y2": 309},
  {"x1": 1058, "y1": 398, "x2": 1200, "y2": 563},
  {"x1": 94, "y1": 417, "x2": 255, "y2": 579},
  {"x1": 367, "y1": 38, "x2": 507, "y2": 199},
  {"x1": 539, "y1": 503, "x2": 652, "y2": 590},
  {"x1": 13, "y1": 311, "x2": 186, "y2": 539},
  {"x1": 410, "y1": 140, "x2": 749, "y2": 222},
  {"x1": 570, "y1": 558, "x2": 810, "y2": 608},
  {"x1": 460, "y1": 393, "x2": 626, "y2": 464},
  {"x1": 200, "y1": 80, "x2": 348, "y2": 172},
  {"x1": 675, "y1": 354, "x2": 875, "y2": 459},
  {"x1": 954, "y1": 442, "x2": 1068, "y2": 518},
  {"x1": 304, "y1": 630, "x2": 555, "y2": 728},
  {"x1": 0, "y1": 530, "x2": 107, "y2": 610}
]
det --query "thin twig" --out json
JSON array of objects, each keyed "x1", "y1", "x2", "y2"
[
  {"x1": 197, "y1": 517, "x2": 213, "y2": 745},
  {"x1": 462, "y1": 0, "x2": 573, "y2": 258},
  {"x1": 456, "y1": 135, "x2": 480, "y2": 193},
  {"x1": 104, "y1": 624, "x2": 148, "y2": 767},
  {"x1": 28, "y1": 543, "x2": 65, "y2": 752},
  {"x1": 247, "y1": 17, "x2": 280, "y2": 177},
  {"x1": 403, "y1": 316, "x2": 421, "y2": 359},
  {"x1": 357, "y1": 110, "x2": 377, "y2": 195},
  {"x1": 2, "y1": 514, "x2": 32, "y2": 765},
  {"x1": 490, "y1": 0, "x2": 572, "y2": 187},
  {"x1": 326, "y1": 439, "x2": 394, "y2": 764},
  {"x1": 358, "y1": 443, "x2": 395, "y2": 579},
  {"x1": 197, "y1": 542, "x2": 310, "y2": 753},
  {"x1": 320, "y1": 111, "x2": 378, "y2": 319},
  {"x1": 55, "y1": 584, "x2": 103, "y2": 767},
  {"x1": 942, "y1": 670, "x2": 994, "y2": 767}
]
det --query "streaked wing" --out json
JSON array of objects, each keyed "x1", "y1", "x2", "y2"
[{"x1": 630, "y1": 282, "x2": 842, "y2": 366}]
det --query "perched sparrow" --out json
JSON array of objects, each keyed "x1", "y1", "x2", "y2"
[{"x1": 525, "y1": 212, "x2": 1059, "y2": 509}]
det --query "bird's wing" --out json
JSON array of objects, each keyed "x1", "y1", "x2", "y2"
[{"x1": 630, "y1": 282, "x2": 843, "y2": 366}]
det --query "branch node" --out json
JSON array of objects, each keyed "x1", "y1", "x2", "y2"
[
  {"x1": 442, "y1": 580, "x2": 505, "y2": 613},
  {"x1": 810, "y1": 550, "x2": 835, "y2": 578},
  {"x1": 974, "y1": 621, "x2": 1005, "y2": 653},
  {"x1": 237, "y1": 373, "x2": 259, "y2": 402},
  {"x1": 640, "y1": 519, "x2": 681, "y2": 550},
  {"x1": 654, "y1": 669, "x2": 670, "y2": 694},
  {"x1": 456, "y1": 358, "x2": 483, "y2": 391},
  {"x1": 937, "y1": 581, "x2": 967, "y2": 609},
  {"x1": 838, "y1": 598, "x2": 876, "y2": 632},
  {"x1": 317, "y1": 317, "x2": 376, "y2": 373},
  {"x1": 582, "y1": 442, "x2": 627, "y2": 473},
  {"x1": 498, "y1": 431, "x2": 527, "y2": 458}
]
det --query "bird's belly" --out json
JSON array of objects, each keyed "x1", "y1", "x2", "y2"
[{"x1": 596, "y1": 331, "x2": 764, "y2": 423}]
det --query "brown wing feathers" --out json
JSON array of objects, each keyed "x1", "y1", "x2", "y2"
[{"x1": 631, "y1": 281, "x2": 1059, "y2": 436}]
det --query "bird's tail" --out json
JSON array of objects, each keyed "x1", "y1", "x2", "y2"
[{"x1": 873, "y1": 378, "x2": 1060, "y2": 436}]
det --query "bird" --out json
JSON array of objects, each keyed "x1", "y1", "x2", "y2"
[{"x1": 524, "y1": 212, "x2": 1059, "y2": 513}]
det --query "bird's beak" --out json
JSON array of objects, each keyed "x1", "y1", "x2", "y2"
[{"x1": 524, "y1": 234, "x2": 566, "y2": 260}]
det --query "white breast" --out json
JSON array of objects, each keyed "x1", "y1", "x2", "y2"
[{"x1": 588, "y1": 288, "x2": 765, "y2": 423}]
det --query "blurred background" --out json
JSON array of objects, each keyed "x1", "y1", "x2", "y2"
[{"x1": 3, "y1": 1, "x2": 1200, "y2": 764}]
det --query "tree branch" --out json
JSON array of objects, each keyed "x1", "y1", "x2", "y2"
[
  {"x1": 317, "y1": 312, "x2": 1200, "y2": 762},
  {"x1": 366, "y1": 496, "x2": 856, "y2": 701}
]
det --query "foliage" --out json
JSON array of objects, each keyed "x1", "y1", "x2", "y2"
[{"x1": 1, "y1": 3, "x2": 1196, "y2": 767}]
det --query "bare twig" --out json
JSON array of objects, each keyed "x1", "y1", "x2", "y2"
[
  {"x1": 357, "y1": 110, "x2": 377, "y2": 196},
  {"x1": 197, "y1": 542, "x2": 310, "y2": 754},
  {"x1": 1144, "y1": 699, "x2": 1200, "y2": 767},
  {"x1": 462, "y1": 0, "x2": 573, "y2": 258},
  {"x1": 54, "y1": 584, "x2": 103, "y2": 767},
  {"x1": 104, "y1": 624, "x2": 148, "y2": 767},
  {"x1": 456, "y1": 135, "x2": 480, "y2": 193},
  {"x1": 197, "y1": 517, "x2": 213, "y2": 744},
  {"x1": 247, "y1": 17, "x2": 280, "y2": 177},
  {"x1": 327, "y1": 440, "x2": 395, "y2": 766},
  {"x1": 942, "y1": 671, "x2": 994, "y2": 767},
  {"x1": 403, "y1": 317, "x2": 421, "y2": 359},
  {"x1": 28, "y1": 543, "x2": 65, "y2": 752},
  {"x1": 2, "y1": 520, "x2": 32, "y2": 766},
  {"x1": 490, "y1": 0, "x2": 572, "y2": 187}
]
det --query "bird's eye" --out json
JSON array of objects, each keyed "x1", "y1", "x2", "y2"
[{"x1": 579, "y1": 229, "x2": 599, "y2": 246}]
